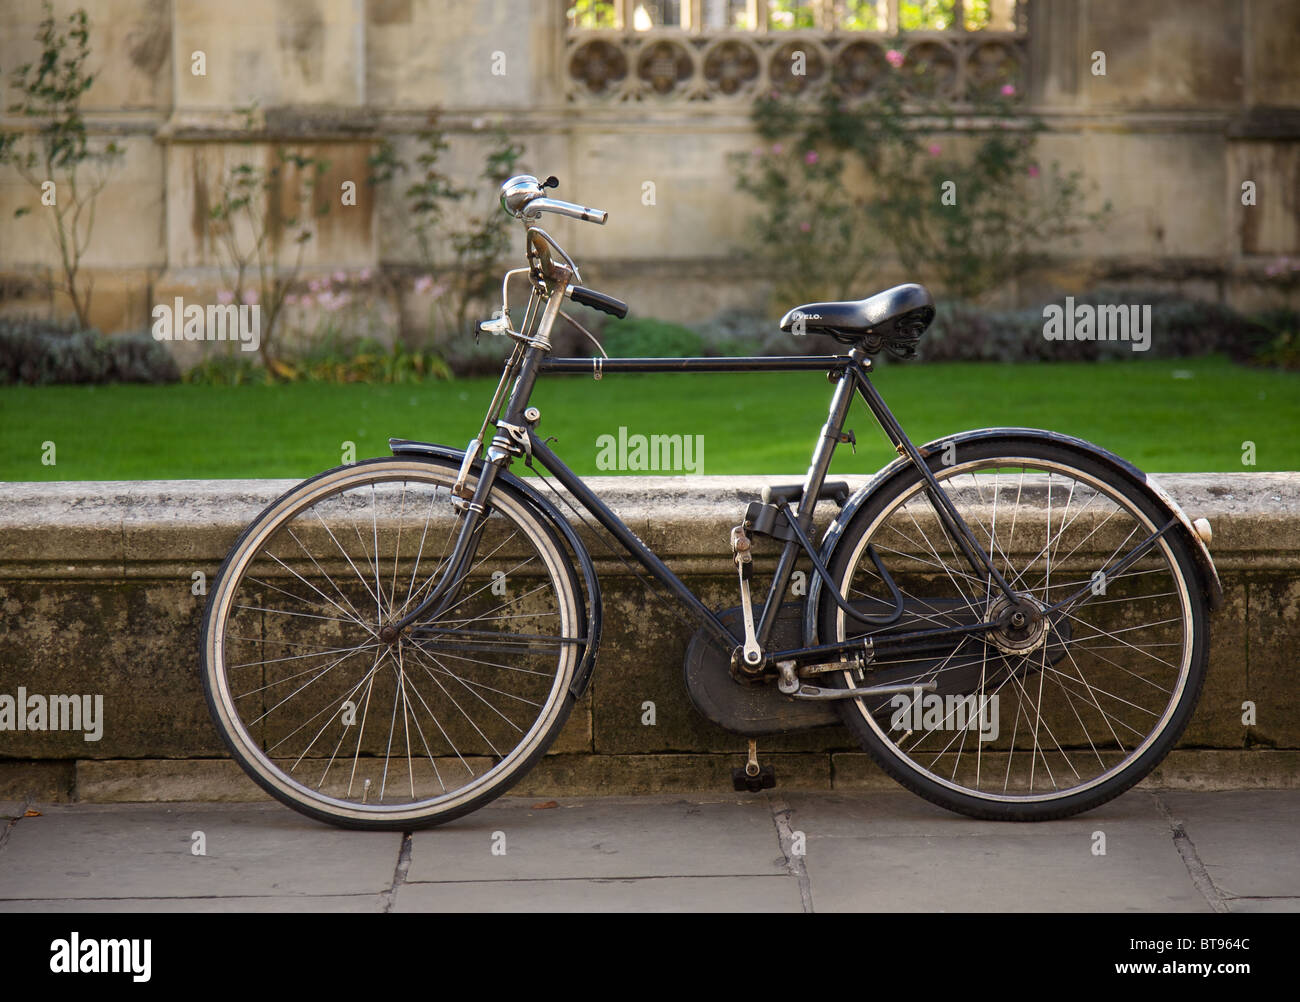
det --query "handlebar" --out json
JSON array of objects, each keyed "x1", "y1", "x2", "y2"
[
  {"x1": 524, "y1": 197, "x2": 608, "y2": 225},
  {"x1": 500, "y1": 174, "x2": 607, "y2": 225},
  {"x1": 496, "y1": 173, "x2": 629, "y2": 328}
]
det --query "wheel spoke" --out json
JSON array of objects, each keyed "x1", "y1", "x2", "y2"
[
  {"x1": 203, "y1": 464, "x2": 581, "y2": 826},
  {"x1": 829, "y1": 451, "x2": 1201, "y2": 815}
]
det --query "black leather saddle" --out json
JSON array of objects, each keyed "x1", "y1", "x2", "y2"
[{"x1": 778, "y1": 283, "x2": 935, "y2": 357}]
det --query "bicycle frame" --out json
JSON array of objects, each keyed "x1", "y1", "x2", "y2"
[
  {"x1": 386, "y1": 209, "x2": 1181, "y2": 678},
  {"x1": 391, "y1": 325, "x2": 1025, "y2": 674}
]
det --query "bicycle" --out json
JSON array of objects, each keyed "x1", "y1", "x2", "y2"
[{"x1": 200, "y1": 173, "x2": 1224, "y2": 830}]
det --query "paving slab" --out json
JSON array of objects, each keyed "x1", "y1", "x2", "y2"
[
  {"x1": 1161, "y1": 790, "x2": 1300, "y2": 900},
  {"x1": 782, "y1": 788, "x2": 1168, "y2": 838},
  {"x1": 1225, "y1": 897, "x2": 1300, "y2": 913},
  {"x1": 0, "y1": 792, "x2": 1294, "y2": 913},
  {"x1": 803, "y1": 832, "x2": 1207, "y2": 911},
  {"x1": 0, "y1": 894, "x2": 386, "y2": 913},
  {"x1": 786, "y1": 790, "x2": 1205, "y2": 912},
  {"x1": 406, "y1": 795, "x2": 787, "y2": 882},
  {"x1": 395, "y1": 875, "x2": 802, "y2": 912},
  {"x1": 0, "y1": 803, "x2": 400, "y2": 901}
]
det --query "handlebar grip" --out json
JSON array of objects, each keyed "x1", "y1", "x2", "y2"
[{"x1": 569, "y1": 285, "x2": 629, "y2": 320}]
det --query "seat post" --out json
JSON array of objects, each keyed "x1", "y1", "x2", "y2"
[
  {"x1": 795, "y1": 349, "x2": 864, "y2": 530},
  {"x1": 754, "y1": 351, "x2": 862, "y2": 648}
]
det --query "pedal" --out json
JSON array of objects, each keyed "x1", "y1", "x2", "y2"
[
  {"x1": 732, "y1": 765, "x2": 776, "y2": 793},
  {"x1": 732, "y1": 739, "x2": 777, "y2": 793}
]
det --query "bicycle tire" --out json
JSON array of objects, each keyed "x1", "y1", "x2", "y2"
[
  {"x1": 818, "y1": 435, "x2": 1209, "y2": 821},
  {"x1": 200, "y1": 456, "x2": 584, "y2": 830}
]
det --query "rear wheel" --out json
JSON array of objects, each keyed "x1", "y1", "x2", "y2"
[
  {"x1": 819, "y1": 437, "x2": 1209, "y2": 820},
  {"x1": 200, "y1": 457, "x2": 584, "y2": 830}
]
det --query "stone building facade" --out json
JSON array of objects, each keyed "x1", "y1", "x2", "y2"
[{"x1": 0, "y1": 0, "x2": 1296, "y2": 343}]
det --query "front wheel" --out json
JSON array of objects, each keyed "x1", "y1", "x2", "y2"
[
  {"x1": 818, "y1": 436, "x2": 1209, "y2": 821},
  {"x1": 200, "y1": 456, "x2": 585, "y2": 830}
]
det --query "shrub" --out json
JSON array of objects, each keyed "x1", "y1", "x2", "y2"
[
  {"x1": 733, "y1": 49, "x2": 1109, "y2": 307},
  {"x1": 600, "y1": 317, "x2": 704, "y2": 358},
  {"x1": 917, "y1": 290, "x2": 1290, "y2": 364},
  {"x1": 1248, "y1": 308, "x2": 1300, "y2": 371},
  {"x1": 184, "y1": 338, "x2": 451, "y2": 385},
  {"x1": 0, "y1": 315, "x2": 179, "y2": 385},
  {"x1": 696, "y1": 306, "x2": 788, "y2": 356},
  {"x1": 689, "y1": 291, "x2": 1298, "y2": 369}
]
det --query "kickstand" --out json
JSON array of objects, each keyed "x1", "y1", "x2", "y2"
[{"x1": 733, "y1": 739, "x2": 776, "y2": 793}]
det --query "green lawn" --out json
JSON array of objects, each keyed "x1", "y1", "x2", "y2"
[{"x1": 2, "y1": 356, "x2": 1296, "y2": 481}]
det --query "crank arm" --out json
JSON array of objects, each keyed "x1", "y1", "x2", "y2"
[
  {"x1": 737, "y1": 574, "x2": 762, "y2": 666},
  {"x1": 791, "y1": 681, "x2": 938, "y2": 701}
]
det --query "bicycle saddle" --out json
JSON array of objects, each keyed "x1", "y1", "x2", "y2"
[{"x1": 779, "y1": 283, "x2": 936, "y2": 356}]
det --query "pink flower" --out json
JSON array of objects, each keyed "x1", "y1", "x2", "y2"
[
  {"x1": 414, "y1": 275, "x2": 436, "y2": 295},
  {"x1": 333, "y1": 270, "x2": 347, "y2": 284},
  {"x1": 1001, "y1": 83, "x2": 1016, "y2": 97},
  {"x1": 359, "y1": 268, "x2": 372, "y2": 282},
  {"x1": 298, "y1": 295, "x2": 314, "y2": 309},
  {"x1": 216, "y1": 289, "x2": 234, "y2": 305},
  {"x1": 799, "y1": 221, "x2": 811, "y2": 233},
  {"x1": 928, "y1": 143, "x2": 942, "y2": 156},
  {"x1": 308, "y1": 278, "x2": 325, "y2": 293},
  {"x1": 241, "y1": 288, "x2": 259, "y2": 306},
  {"x1": 771, "y1": 143, "x2": 784, "y2": 155},
  {"x1": 1027, "y1": 164, "x2": 1040, "y2": 178},
  {"x1": 804, "y1": 150, "x2": 819, "y2": 165},
  {"x1": 885, "y1": 49, "x2": 904, "y2": 68},
  {"x1": 284, "y1": 294, "x2": 298, "y2": 306}
]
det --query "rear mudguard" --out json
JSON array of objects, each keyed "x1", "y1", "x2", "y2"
[
  {"x1": 803, "y1": 427, "x2": 1224, "y2": 646},
  {"x1": 388, "y1": 438, "x2": 602, "y2": 699}
]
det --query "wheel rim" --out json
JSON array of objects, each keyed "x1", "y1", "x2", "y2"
[
  {"x1": 204, "y1": 463, "x2": 580, "y2": 823},
  {"x1": 833, "y1": 456, "x2": 1196, "y2": 804}
]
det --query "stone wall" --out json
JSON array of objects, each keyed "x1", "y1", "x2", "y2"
[
  {"x1": 1, "y1": 0, "x2": 1298, "y2": 340},
  {"x1": 0, "y1": 473, "x2": 1295, "y2": 802}
]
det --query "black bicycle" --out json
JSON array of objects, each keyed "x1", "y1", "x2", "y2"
[{"x1": 200, "y1": 174, "x2": 1223, "y2": 829}]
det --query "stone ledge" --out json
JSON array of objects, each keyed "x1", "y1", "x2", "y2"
[
  {"x1": 0, "y1": 473, "x2": 1296, "y2": 571},
  {"x1": 1, "y1": 750, "x2": 1294, "y2": 804}
]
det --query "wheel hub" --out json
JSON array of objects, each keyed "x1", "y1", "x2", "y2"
[{"x1": 987, "y1": 593, "x2": 1051, "y2": 656}]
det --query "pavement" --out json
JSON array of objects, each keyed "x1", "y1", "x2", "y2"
[{"x1": 0, "y1": 789, "x2": 1297, "y2": 913}]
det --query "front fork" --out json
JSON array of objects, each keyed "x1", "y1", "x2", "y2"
[
  {"x1": 387, "y1": 447, "x2": 507, "y2": 636},
  {"x1": 390, "y1": 285, "x2": 565, "y2": 635}
]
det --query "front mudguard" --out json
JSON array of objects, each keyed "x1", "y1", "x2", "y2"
[
  {"x1": 388, "y1": 437, "x2": 602, "y2": 699},
  {"x1": 803, "y1": 427, "x2": 1224, "y2": 646}
]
